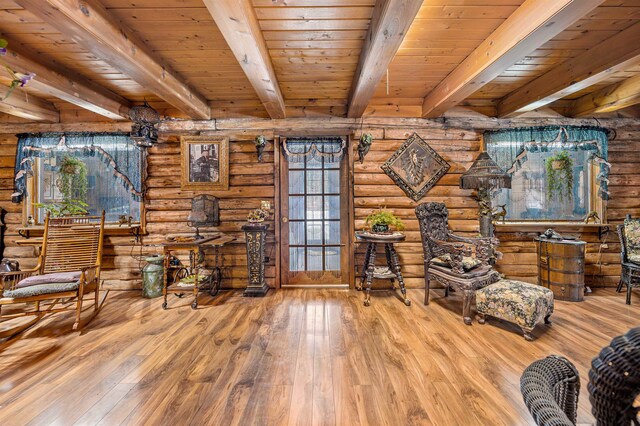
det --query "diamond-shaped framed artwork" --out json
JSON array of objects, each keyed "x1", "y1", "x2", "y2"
[{"x1": 381, "y1": 133, "x2": 450, "y2": 201}]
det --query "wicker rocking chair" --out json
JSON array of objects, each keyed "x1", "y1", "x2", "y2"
[
  {"x1": 521, "y1": 326, "x2": 640, "y2": 425},
  {"x1": 0, "y1": 212, "x2": 108, "y2": 332},
  {"x1": 415, "y1": 202, "x2": 500, "y2": 324}
]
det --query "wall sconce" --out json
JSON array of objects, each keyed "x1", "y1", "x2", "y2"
[
  {"x1": 254, "y1": 135, "x2": 266, "y2": 162},
  {"x1": 357, "y1": 133, "x2": 373, "y2": 164}
]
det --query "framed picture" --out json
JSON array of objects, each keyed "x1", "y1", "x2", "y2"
[
  {"x1": 180, "y1": 135, "x2": 229, "y2": 190},
  {"x1": 381, "y1": 133, "x2": 450, "y2": 201}
]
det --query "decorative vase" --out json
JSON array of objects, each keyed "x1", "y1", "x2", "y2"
[
  {"x1": 142, "y1": 255, "x2": 164, "y2": 298},
  {"x1": 372, "y1": 224, "x2": 389, "y2": 233},
  {"x1": 551, "y1": 160, "x2": 564, "y2": 170}
]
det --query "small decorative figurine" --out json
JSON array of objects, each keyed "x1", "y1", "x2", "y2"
[
  {"x1": 357, "y1": 133, "x2": 373, "y2": 164},
  {"x1": 254, "y1": 135, "x2": 267, "y2": 162},
  {"x1": 584, "y1": 210, "x2": 600, "y2": 224},
  {"x1": 491, "y1": 205, "x2": 507, "y2": 224}
]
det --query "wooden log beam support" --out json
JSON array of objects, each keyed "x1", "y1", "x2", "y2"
[
  {"x1": 202, "y1": 0, "x2": 286, "y2": 119},
  {"x1": 1, "y1": 116, "x2": 639, "y2": 135},
  {"x1": 1, "y1": 44, "x2": 130, "y2": 120},
  {"x1": 421, "y1": 0, "x2": 605, "y2": 118},
  {"x1": 347, "y1": 0, "x2": 424, "y2": 118},
  {"x1": 569, "y1": 74, "x2": 640, "y2": 117},
  {"x1": 15, "y1": 0, "x2": 210, "y2": 119},
  {"x1": 499, "y1": 22, "x2": 640, "y2": 118},
  {"x1": 0, "y1": 87, "x2": 59, "y2": 122}
]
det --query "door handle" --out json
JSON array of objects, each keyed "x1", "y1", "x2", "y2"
[{"x1": 282, "y1": 217, "x2": 289, "y2": 223}]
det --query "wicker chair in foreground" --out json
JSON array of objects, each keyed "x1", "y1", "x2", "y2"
[
  {"x1": 0, "y1": 212, "x2": 108, "y2": 333},
  {"x1": 521, "y1": 326, "x2": 640, "y2": 426}
]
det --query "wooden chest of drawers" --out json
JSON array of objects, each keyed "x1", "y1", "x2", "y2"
[{"x1": 535, "y1": 237, "x2": 586, "y2": 302}]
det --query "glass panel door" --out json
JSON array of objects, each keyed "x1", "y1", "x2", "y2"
[{"x1": 281, "y1": 142, "x2": 348, "y2": 286}]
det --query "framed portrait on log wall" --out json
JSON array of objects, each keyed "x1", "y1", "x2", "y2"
[{"x1": 180, "y1": 135, "x2": 229, "y2": 191}]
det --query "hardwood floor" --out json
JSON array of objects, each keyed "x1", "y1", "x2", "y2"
[{"x1": 0, "y1": 287, "x2": 638, "y2": 425}]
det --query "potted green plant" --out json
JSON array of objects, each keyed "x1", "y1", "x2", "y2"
[
  {"x1": 365, "y1": 208, "x2": 405, "y2": 233},
  {"x1": 34, "y1": 156, "x2": 89, "y2": 218},
  {"x1": 545, "y1": 150, "x2": 574, "y2": 202}
]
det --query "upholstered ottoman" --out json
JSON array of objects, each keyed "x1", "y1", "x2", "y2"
[{"x1": 475, "y1": 280, "x2": 554, "y2": 341}]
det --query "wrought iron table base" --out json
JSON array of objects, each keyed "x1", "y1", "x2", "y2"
[{"x1": 358, "y1": 242, "x2": 411, "y2": 307}]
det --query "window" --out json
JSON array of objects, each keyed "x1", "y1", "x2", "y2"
[
  {"x1": 485, "y1": 126, "x2": 609, "y2": 223},
  {"x1": 14, "y1": 133, "x2": 144, "y2": 224}
]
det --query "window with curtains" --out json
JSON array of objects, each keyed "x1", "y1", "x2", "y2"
[
  {"x1": 485, "y1": 126, "x2": 610, "y2": 222},
  {"x1": 13, "y1": 133, "x2": 144, "y2": 224}
]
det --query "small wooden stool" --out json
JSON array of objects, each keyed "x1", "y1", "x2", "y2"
[{"x1": 476, "y1": 280, "x2": 554, "y2": 341}]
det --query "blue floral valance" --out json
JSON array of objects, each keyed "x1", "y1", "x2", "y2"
[
  {"x1": 283, "y1": 136, "x2": 346, "y2": 163},
  {"x1": 484, "y1": 126, "x2": 610, "y2": 199},
  {"x1": 13, "y1": 132, "x2": 144, "y2": 202}
]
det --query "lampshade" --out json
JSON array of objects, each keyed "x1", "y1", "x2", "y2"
[{"x1": 460, "y1": 151, "x2": 512, "y2": 190}]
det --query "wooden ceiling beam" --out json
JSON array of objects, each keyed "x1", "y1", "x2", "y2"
[
  {"x1": 498, "y1": 21, "x2": 640, "y2": 118},
  {"x1": 421, "y1": 0, "x2": 605, "y2": 118},
  {"x1": 570, "y1": 74, "x2": 640, "y2": 117},
  {"x1": 347, "y1": 0, "x2": 424, "y2": 118},
  {"x1": 0, "y1": 87, "x2": 59, "y2": 122},
  {"x1": 15, "y1": 0, "x2": 210, "y2": 119},
  {"x1": 1, "y1": 43, "x2": 130, "y2": 120},
  {"x1": 202, "y1": 0, "x2": 286, "y2": 119}
]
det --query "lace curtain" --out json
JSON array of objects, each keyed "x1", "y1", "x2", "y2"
[
  {"x1": 13, "y1": 132, "x2": 144, "y2": 202},
  {"x1": 283, "y1": 136, "x2": 346, "y2": 163},
  {"x1": 484, "y1": 126, "x2": 610, "y2": 199}
]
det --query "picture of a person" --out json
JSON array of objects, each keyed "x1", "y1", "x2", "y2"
[{"x1": 189, "y1": 144, "x2": 219, "y2": 183}]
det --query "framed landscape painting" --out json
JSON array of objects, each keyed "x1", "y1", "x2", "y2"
[{"x1": 180, "y1": 135, "x2": 229, "y2": 190}]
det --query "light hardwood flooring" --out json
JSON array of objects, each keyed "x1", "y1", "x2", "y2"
[{"x1": 0, "y1": 287, "x2": 638, "y2": 425}]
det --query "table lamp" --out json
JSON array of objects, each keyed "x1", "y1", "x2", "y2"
[{"x1": 460, "y1": 151, "x2": 511, "y2": 237}]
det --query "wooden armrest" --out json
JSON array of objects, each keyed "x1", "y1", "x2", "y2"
[
  {"x1": 0, "y1": 269, "x2": 38, "y2": 293},
  {"x1": 0, "y1": 267, "x2": 39, "y2": 277},
  {"x1": 80, "y1": 265, "x2": 100, "y2": 285}
]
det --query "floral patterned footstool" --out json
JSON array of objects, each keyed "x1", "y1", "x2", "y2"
[{"x1": 475, "y1": 280, "x2": 554, "y2": 341}]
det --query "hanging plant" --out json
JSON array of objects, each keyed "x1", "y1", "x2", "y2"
[
  {"x1": 545, "y1": 150, "x2": 574, "y2": 202},
  {"x1": 56, "y1": 156, "x2": 88, "y2": 202}
]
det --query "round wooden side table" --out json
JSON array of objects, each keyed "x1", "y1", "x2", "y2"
[{"x1": 355, "y1": 231, "x2": 411, "y2": 307}]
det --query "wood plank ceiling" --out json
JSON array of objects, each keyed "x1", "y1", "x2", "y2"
[{"x1": 0, "y1": 0, "x2": 639, "y2": 122}]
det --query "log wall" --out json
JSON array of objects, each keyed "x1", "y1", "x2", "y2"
[{"x1": 1, "y1": 117, "x2": 639, "y2": 290}]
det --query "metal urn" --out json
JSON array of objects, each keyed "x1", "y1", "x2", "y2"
[{"x1": 142, "y1": 255, "x2": 164, "y2": 298}]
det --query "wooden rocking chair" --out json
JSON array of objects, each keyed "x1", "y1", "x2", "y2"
[{"x1": 0, "y1": 211, "x2": 108, "y2": 332}]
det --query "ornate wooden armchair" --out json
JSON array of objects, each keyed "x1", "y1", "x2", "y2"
[
  {"x1": 415, "y1": 202, "x2": 500, "y2": 324},
  {"x1": 617, "y1": 214, "x2": 640, "y2": 304},
  {"x1": 0, "y1": 212, "x2": 107, "y2": 332}
]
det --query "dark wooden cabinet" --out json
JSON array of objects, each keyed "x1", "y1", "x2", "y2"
[{"x1": 536, "y1": 236, "x2": 586, "y2": 301}]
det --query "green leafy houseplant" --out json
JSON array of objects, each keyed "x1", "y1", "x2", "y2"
[
  {"x1": 34, "y1": 156, "x2": 89, "y2": 218},
  {"x1": 365, "y1": 208, "x2": 405, "y2": 233},
  {"x1": 34, "y1": 199, "x2": 89, "y2": 217},
  {"x1": 545, "y1": 150, "x2": 574, "y2": 202}
]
